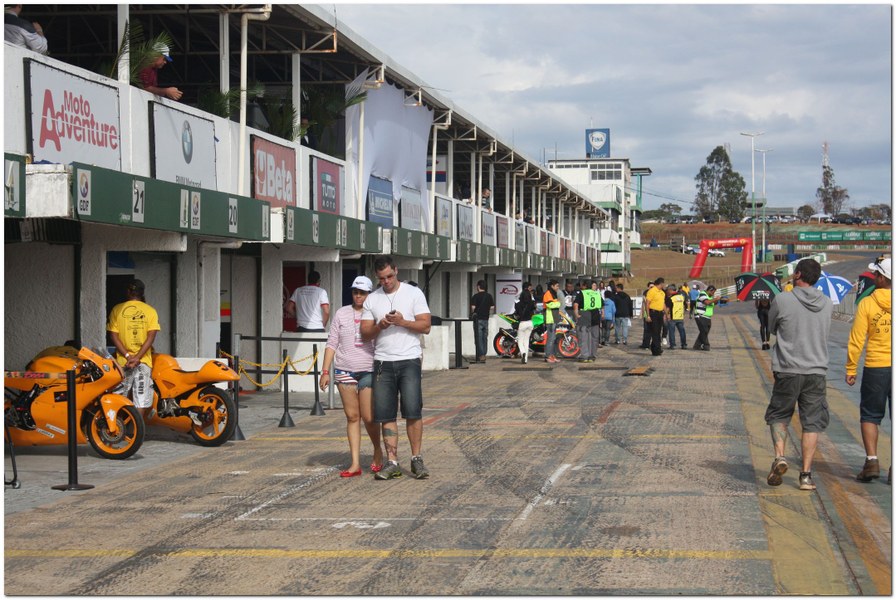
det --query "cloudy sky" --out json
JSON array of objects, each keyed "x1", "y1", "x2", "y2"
[{"x1": 329, "y1": 3, "x2": 891, "y2": 213}]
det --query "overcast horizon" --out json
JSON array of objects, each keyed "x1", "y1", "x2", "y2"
[{"x1": 329, "y1": 3, "x2": 891, "y2": 214}]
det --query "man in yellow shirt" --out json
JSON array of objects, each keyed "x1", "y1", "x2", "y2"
[
  {"x1": 107, "y1": 280, "x2": 161, "y2": 419},
  {"x1": 846, "y1": 258, "x2": 892, "y2": 483},
  {"x1": 645, "y1": 277, "x2": 667, "y2": 356}
]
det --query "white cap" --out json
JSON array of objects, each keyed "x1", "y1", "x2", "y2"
[
  {"x1": 351, "y1": 275, "x2": 373, "y2": 292},
  {"x1": 158, "y1": 43, "x2": 173, "y2": 62},
  {"x1": 869, "y1": 258, "x2": 891, "y2": 280}
]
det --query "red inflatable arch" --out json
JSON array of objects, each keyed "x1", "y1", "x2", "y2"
[{"x1": 688, "y1": 237, "x2": 753, "y2": 278}]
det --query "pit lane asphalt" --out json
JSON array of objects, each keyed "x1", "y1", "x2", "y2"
[{"x1": 4, "y1": 301, "x2": 891, "y2": 595}]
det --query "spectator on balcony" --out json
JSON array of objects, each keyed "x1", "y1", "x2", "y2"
[
  {"x1": 5, "y1": 5, "x2": 47, "y2": 54},
  {"x1": 480, "y1": 188, "x2": 492, "y2": 212},
  {"x1": 139, "y1": 43, "x2": 183, "y2": 101}
]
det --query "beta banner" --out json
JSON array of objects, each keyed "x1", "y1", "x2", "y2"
[{"x1": 251, "y1": 135, "x2": 296, "y2": 208}]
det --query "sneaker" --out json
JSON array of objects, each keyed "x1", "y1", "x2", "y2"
[
  {"x1": 374, "y1": 461, "x2": 403, "y2": 480},
  {"x1": 767, "y1": 457, "x2": 788, "y2": 486},
  {"x1": 410, "y1": 456, "x2": 429, "y2": 479},
  {"x1": 799, "y1": 472, "x2": 816, "y2": 490},
  {"x1": 856, "y1": 458, "x2": 880, "y2": 482}
]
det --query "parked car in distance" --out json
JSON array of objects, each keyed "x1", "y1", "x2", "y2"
[
  {"x1": 708, "y1": 248, "x2": 726, "y2": 257},
  {"x1": 684, "y1": 245, "x2": 699, "y2": 255}
]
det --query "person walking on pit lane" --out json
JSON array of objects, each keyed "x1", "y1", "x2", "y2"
[
  {"x1": 846, "y1": 258, "x2": 892, "y2": 484},
  {"x1": 638, "y1": 283, "x2": 654, "y2": 349},
  {"x1": 755, "y1": 296, "x2": 772, "y2": 350},
  {"x1": 600, "y1": 289, "x2": 616, "y2": 346},
  {"x1": 613, "y1": 283, "x2": 633, "y2": 345},
  {"x1": 470, "y1": 279, "x2": 495, "y2": 363},
  {"x1": 645, "y1": 278, "x2": 667, "y2": 356},
  {"x1": 764, "y1": 258, "x2": 833, "y2": 491},
  {"x1": 516, "y1": 282, "x2": 537, "y2": 364},
  {"x1": 542, "y1": 280, "x2": 562, "y2": 363},
  {"x1": 665, "y1": 284, "x2": 687, "y2": 350},
  {"x1": 573, "y1": 279, "x2": 600, "y2": 363},
  {"x1": 360, "y1": 255, "x2": 432, "y2": 480},
  {"x1": 693, "y1": 285, "x2": 719, "y2": 351},
  {"x1": 319, "y1": 276, "x2": 383, "y2": 478}
]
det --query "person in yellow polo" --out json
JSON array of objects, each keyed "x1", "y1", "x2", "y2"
[
  {"x1": 107, "y1": 279, "x2": 161, "y2": 419},
  {"x1": 645, "y1": 277, "x2": 667, "y2": 356}
]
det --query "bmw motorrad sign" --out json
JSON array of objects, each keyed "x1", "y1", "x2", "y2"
[{"x1": 585, "y1": 128, "x2": 610, "y2": 158}]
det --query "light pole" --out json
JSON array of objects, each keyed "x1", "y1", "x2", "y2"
[
  {"x1": 756, "y1": 148, "x2": 773, "y2": 267},
  {"x1": 740, "y1": 131, "x2": 764, "y2": 272}
]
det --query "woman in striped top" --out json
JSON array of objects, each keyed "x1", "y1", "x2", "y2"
[{"x1": 319, "y1": 276, "x2": 383, "y2": 477}]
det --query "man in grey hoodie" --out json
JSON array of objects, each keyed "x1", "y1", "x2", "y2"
[{"x1": 763, "y1": 258, "x2": 832, "y2": 491}]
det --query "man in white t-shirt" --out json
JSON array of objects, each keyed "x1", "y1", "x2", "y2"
[
  {"x1": 286, "y1": 270, "x2": 330, "y2": 332},
  {"x1": 360, "y1": 255, "x2": 432, "y2": 480}
]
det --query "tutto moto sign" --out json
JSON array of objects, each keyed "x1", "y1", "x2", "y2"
[
  {"x1": 25, "y1": 59, "x2": 121, "y2": 169},
  {"x1": 312, "y1": 156, "x2": 342, "y2": 215},
  {"x1": 251, "y1": 135, "x2": 296, "y2": 208}
]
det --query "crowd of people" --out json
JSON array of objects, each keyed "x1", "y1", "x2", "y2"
[{"x1": 105, "y1": 255, "x2": 889, "y2": 493}]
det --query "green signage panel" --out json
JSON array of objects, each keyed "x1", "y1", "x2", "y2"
[
  {"x1": 285, "y1": 206, "x2": 382, "y2": 253},
  {"x1": 457, "y1": 240, "x2": 496, "y2": 265},
  {"x1": 498, "y1": 248, "x2": 525, "y2": 269},
  {"x1": 821, "y1": 231, "x2": 844, "y2": 242},
  {"x1": 865, "y1": 230, "x2": 892, "y2": 241},
  {"x1": 70, "y1": 163, "x2": 270, "y2": 240},
  {"x1": 798, "y1": 231, "x2": 822, "y2": 242},
  {"x1": 4, "y1": 153, "x2": 26, "y2": 218},
  {"x1": 392, "y1": 227, "x2": 451, "y2": 260}
]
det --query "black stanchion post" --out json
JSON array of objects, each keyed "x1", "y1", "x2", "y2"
[
  {"x1": 450, "y1": 320, "x2": 469, "y2": 370},
  {"x1": 51, "y1": 368, "x2": 93, "y2": 491},
  {"x1": 310, "y1": 343, "x2": 325, "y2": 416},
  {"x1": 230, "y1": 333, "x2": 246, "y2": 441},
  {"x1": 279, "y1": 349, "x2": 295, "y2": 427}
]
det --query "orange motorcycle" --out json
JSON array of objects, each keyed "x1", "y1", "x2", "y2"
[
  {"x1": 147, "y1": 354, "x2": 239, "y2": 446},
  {"x1": 4, "y1": 346, "x2": 144, "y2": 459}
]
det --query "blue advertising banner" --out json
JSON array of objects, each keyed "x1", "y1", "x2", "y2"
[
  {"x1": 367, "y1": 175, "x2": 393, "y2": 228},
  {"x1": 585, "y1": 128, "x2": 610, "y2": 158}
]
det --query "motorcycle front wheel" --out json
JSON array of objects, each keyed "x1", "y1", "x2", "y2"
[
  {"x1": 492, "y1": 331, "x2": 519, "y2": 357},
  {"x1": 86, "y1": 404, "x2": 144, "y2": 459},
  {"x1": 557, "y1": 333, "x2": 581, "y2": 358},
  {"x1": 189, "y1": 387, "x2": 237, "y2": 446}
]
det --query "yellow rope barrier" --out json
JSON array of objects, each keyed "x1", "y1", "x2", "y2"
[{"x1": 218, "y1": 347, "x2": 320, "y2": 387}]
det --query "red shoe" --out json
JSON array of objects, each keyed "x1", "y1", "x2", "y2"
[
  {"x1": 340, "y1": 469, "x2": 362, "y2": 478},
  {"x1": 370, "y1": 463, "x2": 383, "y2": 473}
]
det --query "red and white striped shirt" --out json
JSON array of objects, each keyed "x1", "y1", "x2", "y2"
[{"x1": 326, "y1": 305, "x2": 375, "y2": 372}]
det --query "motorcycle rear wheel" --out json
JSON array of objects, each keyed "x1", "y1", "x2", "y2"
[
  {"x1": 189, "y1": 387, "x2": 237, "y2": 446},
  {"x1": 557, "y1": 333, "x2": 581, "y2": 358},
  {"x1": 86, "y1": 404, "x2": 144, "y2": 460},
  {"x1": 492, "y1": 331, "x2": 519, "y2": 357}
]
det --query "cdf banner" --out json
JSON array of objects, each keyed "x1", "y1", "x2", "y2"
[
  {"x1": 585, "y1": 128, "x2": 610, "y2": 158},
  {"x1": 251, "y1": 135, "x2": 296, "y2": 208},
  {"x1": 312, "y1": 156, "x2": 342, "y2": 215},
  {"x1": 26, "y1": 60, "x2": 121, "y2": 169}
]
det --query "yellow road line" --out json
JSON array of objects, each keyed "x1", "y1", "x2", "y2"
[{"x1": 6, "y1": 547, "x2": 772, "y2": 560}]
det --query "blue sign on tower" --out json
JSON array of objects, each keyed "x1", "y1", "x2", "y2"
[{"x1": 585, "y1": 128, "x2": 610, "y2": 158}]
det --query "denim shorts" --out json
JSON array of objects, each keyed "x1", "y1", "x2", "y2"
[
  {"x1": 859, "y1": 366, "x2": 892, "y2": 424},
  {"x1": 373, "y1": 358, "x2": 423, "y2": 422},
  {"x1": 765, "y1": 372, "x2": 829, "y2": 432},
  {"x1": 333, "y1": 368, "x2": 373, "y2": 391}
]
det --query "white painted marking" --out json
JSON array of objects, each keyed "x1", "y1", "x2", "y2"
[
  {"x1": 235, "y1": 467, "x2": 338, "y2": 520},
  {"x1": 332, "y1": 521, "x2": 390, "y2": 530},
  {"x1": 228, "y1": 471, "x2": 250, "y2": 475},
  {"x1": 272, "y1": 472, "x2": 308, "y2": 477},
  {"x1": 516, "y1": 463, "x2": 571, "y2": 521},
  {"x1": 237, "y1": 516, "x2": 515, "y2": 523},
  {"x1": 181, "y1": 513, "x2": 213, "y2": 519}
]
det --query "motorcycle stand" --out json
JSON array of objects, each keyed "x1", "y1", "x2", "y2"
[{"x1": 4, "y1": 423, "x2": 21, "y2": 489}]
